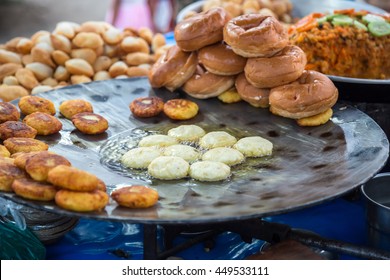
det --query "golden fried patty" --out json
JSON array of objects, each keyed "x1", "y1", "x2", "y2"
[
  {"x1": 130, "y1": 96, "x2": 164, "y2": 118},
  {"x1": 24, "y1": 151, "x2": 71, "y2": 182},
  {"x1": 23, "y1": 112, "x2": 62, "y2": 135},
  {"x1": 47, "y1": 165, "x2": 99, "y2": 192},
  {"x1": 12, "y1": 151, "x2": 41, "y2": 170},
  {"x1": 0, "y1": 162, "x2": 26, "y2": 192},
  {"x1": 3, "y1": 137, "x2": 49, "y2": 154},
  {"x1": 163, "y1": 99, "x2": 199, "y2": 120},
  {"x1": 0, "y1": 102, "x2": 20, "y2": 123},
  {"x1": 0, "y1": 121, "x2": 37, "y2": 140},
  {"x1": 18, "y1": 95, "x2": 56, "y2": 116},
  {"x1": 12, "y1": 178, "x2": 57, "y2": 201},
  {"x1": 71, "y1": 112, "x2": 109, "y2": 134},
  {"x1": 111, "y1": 185, "x2": 159, "y2": 208},
  {"x1": 0, "y1": 144, "x2": 10, "y2": 157},
  {"x1": 55, "y1": 189, "x2": 109, "y2": 212},
  {"x1": 59, "y1": 99, "x2": 93, "y2": 119}
]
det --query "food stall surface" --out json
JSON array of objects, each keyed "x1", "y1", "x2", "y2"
[{"x1": 42, "y1": 196, "x2": 377, "y2": 260}]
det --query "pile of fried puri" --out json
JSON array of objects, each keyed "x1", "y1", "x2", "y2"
[
  {"x1": 149, "y1": 8, "x2": 339, "y2": 127},
  {"x1": 0, "y1": 21, "x2": 167, "y2": 102}
]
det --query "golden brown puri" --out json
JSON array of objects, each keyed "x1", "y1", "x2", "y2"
[
  {"x1": 163, "y1": 99, "x2": 199, "y2": 120},
  {"x1": 17, "y1": 95, "x2": 56, "y2": 116},
  {"x1": 0, "y1": 121, "x2": 37, "y2": 140},
  {"x1": 0, "y1": 162, "x2": 26, "y2": 192},
  {"x1": 3, "y1": 137, "x2": 49, "y2": 154},
  {"x1": 129, "y1": 97, "x2": 164, "y2": 118},
  {"x1": 0, "y1": 144, "x2": 11, "y2": 157},
  {"x1": 111, "y1": 185, "x2": 159, "y2": 208},
  {"x1": 12, "y1": 151, "x2": 42, "y2": 169},
  {"x1": 71, "y1": 112, "x2": 109, "y2": 134},
  {"x1": 59, "y1": 99, "x2": 93, "y2": 119},
  {"x1": 12, "y1": 178, "x2": 57, "y2": 201},
  {"x1": 22, "y1": 112, "x2": 62, "y2": 135},
  {"x1": 55, "y1": 189, "x2": 109, "y2": 212},
  {"x1": 47, "y1": 165, "x2": 99, "y2": 192},
  {"x1": 0, "y1": 102, "x2": 20, "y2": 123},
  {"x1": 24, "y1": 151, "x2": 71, "y2": 182}
]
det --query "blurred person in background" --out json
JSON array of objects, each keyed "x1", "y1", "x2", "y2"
[{"x1": 109, "y1": 0, "x2": 199, "y2": 32}]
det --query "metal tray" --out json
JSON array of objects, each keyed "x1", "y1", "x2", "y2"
[{"x1": 1, "y1": 78, "x2": 388, "y2": 224}]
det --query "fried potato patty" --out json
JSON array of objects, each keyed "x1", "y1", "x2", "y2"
[
  {"x1": 0, "y1": 162, "x2": 26, "y2": 192},
  {"x1": 0, "y1": 144, "x2": 10, "y2": 157},
  {"x1": 0, "y1": 121, "x2": 37, "y2": 140},
  {"x1": 0, "y1": 102, "x2": 20, "y2": 123},
  {"x1": 12, "y1": 178, "x2": 57, "y2": 201},
  {"x1": 23, "y1": 112, "x2": 62, "y2": 135},
  {"x1": 25, "y1": 151, "x2": 71, "y2": 182},
  {"x1": 47, "y1": 165, "x2": 99, "y2": 192},
  {"x1": 111, "y1": 185, "x2": 159, "y2": 208},
  {"x1": 55, "y1": 189, "x2": 109, "y2": 212},
  {"x1": 59, "y1": 99, "x2": 93, "y2": 119},
  {"x1": 3, "y1": 137, "x2": 49, "y2": 154},
  {"x1": 18, "y1": 95, "x2": 56, "y2": 116},
  {"x1": 297, "y1": 108, "x2": 333, "y2": 127},
  {"x1": 130, "y1": 96, "x2": 164, "y2": 118},
  {"x1": 163, "y1": 99, "x2": 199, "y2": 120},
  {"x1": 71, "y1": 112, "x2": 109, "y2": 134},
  {"x1": 12, "y1": 151, "x2": 41, "y2": 169}
]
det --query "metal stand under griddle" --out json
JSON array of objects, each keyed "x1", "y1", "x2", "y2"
[{"x1": 143, "y1": 219, "x2": 390, "y2": 260}]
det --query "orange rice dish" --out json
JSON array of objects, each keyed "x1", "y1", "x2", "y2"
[{"x1": 289, "y1": 9, "x2": 390, "y2": 79}]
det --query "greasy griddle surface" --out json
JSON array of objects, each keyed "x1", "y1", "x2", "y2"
[{"x1": 1, "y1": 78, "x2": 388, "y2": 224}]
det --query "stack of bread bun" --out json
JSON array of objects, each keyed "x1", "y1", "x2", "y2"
[
  {"x1": 149, "y1": 7, "x2": 339, "y2": 126},
  {"x1": 0, "y1": 21, "x2": 167, "y2": 102}
]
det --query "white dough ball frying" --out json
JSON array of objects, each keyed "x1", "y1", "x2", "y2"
[
  {"x1": 163, "y1": 144, "x2": 200, "y2": 163},
  {"x1": 202, "y1": 147, "x2": 244, "y2": 166},
  {"x1": 138, "y1": 134, "x2": 178, "y2": 147},
  {"x1": 121, "y1": 147, "x2": 162, "y2": 169},
  {"x1": 167, "y1": 124, "x2": 206, "y2": 142},
  {"x1": 189, "y1": 161, "x2": 231, "y2": 182},
  {"x1": 233, "y1": 136, "x2": 273, "y2": 157},
  {"x1": 148, "y1": 156, "x2": 189, "y2": 180},
  {"x1": 199, "y1": 131, "x2": 237, "y2": 149}
]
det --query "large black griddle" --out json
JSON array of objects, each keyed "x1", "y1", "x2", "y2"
[{"x1": 1, "y1": 78, "x2": 388, "y2": 225}]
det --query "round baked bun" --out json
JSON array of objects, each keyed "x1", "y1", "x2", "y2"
[
  {"x1": 148, "y1": 45, "x2": 197, "y2": 92},
  {"x1": 182, "y1": 65, "x2": 236, "y2": 99},
  {"x1": 174, "y1": 7, "x2": 231, "y2": 51},
  {"x1": 269, "y1": 70, "x2": 339, "y2": 119},
  {"x1": 223, "y1": 14, "x2": 288, "y2": 58},
  {"x1": 235, "y1": 73, "x2": 270, "y2": 108},
  {"x1": 198, "y1": 42, "x2": 247, "y2": 76},
  {"x1": 245, "y1": 45, "x2": 307, "y2": 88}
]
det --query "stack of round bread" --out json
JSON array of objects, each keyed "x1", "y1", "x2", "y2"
[{"x1": 149, "y1": 7, "x2": 339, "y2": 126}]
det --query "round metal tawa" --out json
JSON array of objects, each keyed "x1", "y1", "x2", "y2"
[{"x1": 1, "y1": 78, "x2": 388, "y2": 224}]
